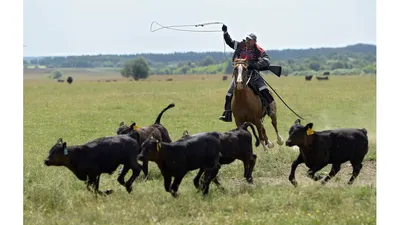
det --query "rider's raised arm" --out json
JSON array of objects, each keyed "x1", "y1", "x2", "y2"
[
  {"x1": 222, "y1": 25, "x2": 241, "y2": 50},
  {"x1": 223, "y1": 32, "x2": 240, "y2": 50}
]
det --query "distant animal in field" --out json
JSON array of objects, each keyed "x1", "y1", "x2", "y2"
[
  {"x1": 57, "y1": 79, "x2": 65, "y2": 83},
  {"x1": 67, "y1": 77, "x2": 73, "y2": 84},
  {"x1": 222, "y1": 75, "x2": 228, "y2": 81},
  {"x1": 316, "y1": 76, "x2": 329, "y2": 81},
  {"x1": 285, "y1": 119, "x2": 368, "y2": 187},
  {"x1": 305, "y1": 75, "x2": 313, "y2": 81},
  {"x1": 166, "y1": 78, "x2": 173, "y2": 81}
]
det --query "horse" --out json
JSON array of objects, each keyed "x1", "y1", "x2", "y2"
[{"x1": 231, "y1": 58, "x2": 284, "y2": 151}]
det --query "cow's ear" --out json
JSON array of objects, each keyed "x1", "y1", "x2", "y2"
[
  {"x1": 305, "y1": 123, "x2": 314, "y2": 135},
  {"x1": 129, "y1": 122, "x2": 136, "y2": 130},
  {"x1": 182, "y1": 130, "x2": 189, "y2": 136},
  {"x1": 295, "y1": 119, "x2": 301, "y2": 125},
  {"x1": 119, "y1": 122, "x2": 124, "y2": 126}
]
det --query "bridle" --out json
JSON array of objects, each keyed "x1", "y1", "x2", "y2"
[{"x1": 232, "y1": 59, "x2": 252, "y2": 89}]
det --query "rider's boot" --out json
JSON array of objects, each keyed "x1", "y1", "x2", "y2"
[
  {"x1": 260, "y1": 89, "x2": 274, "y2": 116},
  {"x1": 219, "y1": 95, "x2": 232, "y2": 122}
]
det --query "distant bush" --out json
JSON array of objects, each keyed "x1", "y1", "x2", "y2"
[{"x1": 49, "y1": 70, "x2": 63, "y2": 79}]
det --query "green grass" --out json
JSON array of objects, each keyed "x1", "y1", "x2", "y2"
[{"x1": 24, "y1": 74, "x2": 376, "y2": 225}]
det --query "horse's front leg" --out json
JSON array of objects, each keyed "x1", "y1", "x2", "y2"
[{"x1": 254, "y1": 120, "x2": 273, "y2": 151}]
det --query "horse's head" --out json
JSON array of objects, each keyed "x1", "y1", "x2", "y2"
[{"x1": 232, "y1": 58, "x2": 251, "y2": 90}]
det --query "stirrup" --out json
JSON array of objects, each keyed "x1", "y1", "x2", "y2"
[{"x1": 219, "y1": 111, "x2": 232, "y2": 122}]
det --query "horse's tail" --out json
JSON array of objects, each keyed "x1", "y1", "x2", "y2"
[
  {"x1": 240, "y1": 122, "x2": 260, "y2": 147},
  {"x1": 154, "y1": 103, "x2": 175, "y2": 125}
]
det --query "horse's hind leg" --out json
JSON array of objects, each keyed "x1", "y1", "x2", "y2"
[{"x1": 269, "y1": 101, "x2": 284, "y2": 145}]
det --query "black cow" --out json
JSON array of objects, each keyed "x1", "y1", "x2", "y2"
[
  {"x1": 137, "y1": 132, "x2": 222, "y2": 197},
  {"x1": 44, "y1": 135, "x2": 142, "y2": 196},
  {"x1": 305, "y1": 75, "x2": 313, "y2": 81},
  {"x1": 316, "y1": 76, "x2": 329, "y2": 80},
  {"x1": 182, "y1": 122, "x2": 260, "y2": 188},
  {"x1": 285, "y1": 119, "x2": 368, "y2": 187},
  {"x1": 117, "y1": 103, "x2": 175, "y2": 180}
]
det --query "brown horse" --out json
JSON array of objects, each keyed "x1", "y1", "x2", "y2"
[{"x1": 231, "y1": 58, "x2": 284, "y2": 151}]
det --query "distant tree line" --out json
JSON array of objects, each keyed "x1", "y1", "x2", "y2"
[{"x1": 24, "y1": 44, "x2": 376, "y2": 76}]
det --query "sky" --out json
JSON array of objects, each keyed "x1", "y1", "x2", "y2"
[{"x1": 23, "y1": 0, "x2": 376, "y2": 56}]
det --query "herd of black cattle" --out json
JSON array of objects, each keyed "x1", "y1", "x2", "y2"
[{"x1": 44, "y1": 103, "x2": 369, "y2": 198}]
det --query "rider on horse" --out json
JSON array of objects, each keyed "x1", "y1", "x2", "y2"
[{"x1": 219, "y1": 24, "x2": 274, "y2": 122}]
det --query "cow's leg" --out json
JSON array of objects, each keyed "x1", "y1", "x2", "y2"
[
  {"x1": 170, "y1": 175, "x2": 184, "y2": 198},
  {"x1": 289, "y1": 154, "x2": 304, "y2": 187},
  {"x1": 162, "y1": 173, "x2": 172, "y2": 193},
  {"x1": 269, "y1": 101, "x2": 284, "y2": 146},
  {"x1": 348, "y1": 163, "x2": 363, "y2": 185},
  {"x1": 202, "y1": 166, "x2": 220, "y2": 196},
  {"x1": 125, "y1": 162, "x2": 142, "y2": 194},
  {"x1": 117, "y1": 165, "x2": 130, "y2": 185},
  {"x1": 307, "y1": 163, "x2": 328, "y2": 181},
  {"x1": 193, "y1": 168, "x2": 204, "y2": 190},
  {"x1": 94, "y1": 175, "x2": 113, "y2": 196},
  {"x1": 321, "y1": 164, "x2": 341, "y2": 185},
  {"x1": 142, "y1": 159, "x2": 149, "y2": 181},
  {"x1": 212, "y1": 175, "x2": 222, "y2": 188},
  {"x1": 86, "y1": 176, "x2": 96, "y2": 193},
  {"x1": 246, "y1": 154, "x2": 257, "y2": 184}
]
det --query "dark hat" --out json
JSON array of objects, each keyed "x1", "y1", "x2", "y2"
[{"x1": 246, "y1": 33, "x2": 257, "y2": 41}]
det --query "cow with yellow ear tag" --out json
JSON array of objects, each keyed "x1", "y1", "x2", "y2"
[{"x1": 285, "y1": 119, "x2": 369, "y2": 187}]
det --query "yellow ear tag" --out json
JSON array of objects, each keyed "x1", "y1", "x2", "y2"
[
  {"x1": 307, "y1": 128, "x2": 314, "y2": 136},
  {"x1": 133, "y1": 125, "x2": 140, "y2": 130},
  {"x1": 156, "y1": 142, "x2": 161, "y2": 151}
]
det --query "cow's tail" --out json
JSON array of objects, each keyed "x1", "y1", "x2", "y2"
[
  {"x1": 240, "y1": 122, "x2": 260, "y2": 147},
  {"x1": 154, "y1": 103, "x2": 175, "y2": 125}
]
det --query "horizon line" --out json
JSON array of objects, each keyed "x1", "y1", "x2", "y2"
[{"x1": 23, "y1": 42, "x2": 376, "y2": 58}]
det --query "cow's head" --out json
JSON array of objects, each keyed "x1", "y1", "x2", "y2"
[
  {"x1": 285, "y1": 119, "x2": 315, "y2": 147},
  {"x1": 137, "y1": 136, "x2": 160, "y2": 162},
  {"x1": 44, "y1": 138, "x2": 69, "y2": 166},
  {"x1": 116, "y1": 122, "x2": 140, "y2": 135}
]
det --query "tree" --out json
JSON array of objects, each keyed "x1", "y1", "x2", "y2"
[
  {"x1": 200, "y1": 56, "x2": 215, "y2": 66},
  {"x1": 180, "y1": 65, "x2": 190, "y2": 75},
  {"x1": 51, "y1": 70, "x2": 63, "y2": 79},
  {"x1": 120, "y1": 57, "x2": 150, "y2": 80},
  {"x1": 308, "y1": 61, "x2": 320, "y2": 71}
]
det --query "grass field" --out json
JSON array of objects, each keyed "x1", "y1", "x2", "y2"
[{"x1": 24, "y1": 74, "x2": 376, "y2": 225}]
